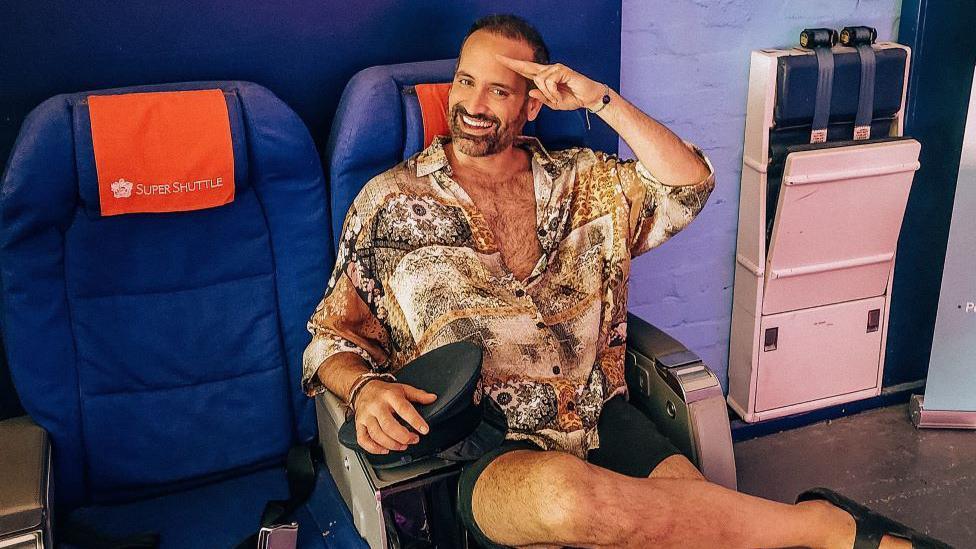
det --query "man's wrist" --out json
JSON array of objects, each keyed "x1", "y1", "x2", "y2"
[
  {"x1": 347, "y1": 371, "x2": 397, "y2": 410},
  {"x1": 318, "y1": 351, "x2": 372, "y2": 401},
  {"x1": 349, "y1": 378, "x2": 380, "y2": 410},
  {"x1": 586, "y1": 83, "x2": 612, "y2": 112}
]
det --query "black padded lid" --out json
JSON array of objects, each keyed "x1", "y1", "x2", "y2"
[
  {"x1": 338, "y1": 341, "x2": 484, "y2": 467},
  {"x1": 774, "y1": 46, "x2": 906, "y2": 128}
]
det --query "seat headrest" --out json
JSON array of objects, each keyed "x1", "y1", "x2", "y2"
[
  {"x1": 74, "y1": 88, "x2": 248, "y2": 218},
  {"x1": 414, "y1": 83, "x2": 451, "y2": 149}
]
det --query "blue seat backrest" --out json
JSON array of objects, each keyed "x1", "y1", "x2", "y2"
[
  {"x1": 0, "y1": 81, "x2": 332, "y2": 509},
  {"x1": 325, "y1": 58, "x2": 589, "y2": 249}
]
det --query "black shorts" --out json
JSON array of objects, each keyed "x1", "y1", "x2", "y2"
[{"x1": 456, "y1": 396, "x2": 682, "y2": 549}]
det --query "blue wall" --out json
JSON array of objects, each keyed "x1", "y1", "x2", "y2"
[
  {"x1": 619, "y1": 0, "x2": 903, "y2": 390},
  {"x1": 0, "y1": 1, "x2": 620, "y2": 186}
]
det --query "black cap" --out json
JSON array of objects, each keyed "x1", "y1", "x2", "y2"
[{"x1": 338, "y1": 341, "x2": 485, "y2": 468}]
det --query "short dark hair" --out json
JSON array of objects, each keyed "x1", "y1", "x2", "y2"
[{"x1": 464, "y1": 14, "x2": 550, "y2": 65}]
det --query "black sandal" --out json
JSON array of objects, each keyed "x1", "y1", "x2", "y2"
[{"x1": 796, "y1": 487, "x2": 954, "y2": 549}]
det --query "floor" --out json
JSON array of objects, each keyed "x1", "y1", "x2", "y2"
[{"x1": 734, "y1": 403, "x2": 976, "y2": 548}]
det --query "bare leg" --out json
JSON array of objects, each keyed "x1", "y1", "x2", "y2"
[
  {"x1": 471, "y1": 450, "x2": 911, "y2": 549},
  {"x1": 647, "y1": 456, "x2": 910, "y2": 549},
  {"x1": 515, "y1": 454, "x2": 706, "y2": 549}
]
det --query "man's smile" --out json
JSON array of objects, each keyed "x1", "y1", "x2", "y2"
[
  {"x1": 461, "y1": 114, "x2": 495, "y2": 131},
  {"x1": 453, "y1": 107, "x2": 500, "y2": 137}
]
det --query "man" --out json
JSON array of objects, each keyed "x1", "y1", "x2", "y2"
[{"x1": 303, "y1": 14, "x2": 923, "y2": 549}]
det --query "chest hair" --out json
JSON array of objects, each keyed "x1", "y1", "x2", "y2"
[{"x1": 458, "y1": 171, "x2": 543, "y2": 280}]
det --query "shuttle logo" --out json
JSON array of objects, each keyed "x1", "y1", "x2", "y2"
[
  {"x1": 108, "y1": 177, "x2": 226, "y2": 199},
  {"x1": 118, "y1": 177, "x2": 226, "y2": 197},
  {"x1": 110, "y1": 178, "x2": 133, "y2": 198}
]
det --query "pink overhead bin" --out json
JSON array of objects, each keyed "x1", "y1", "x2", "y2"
[{"x1": 727, "y1": 32, "x2": 921, "y2": 423}]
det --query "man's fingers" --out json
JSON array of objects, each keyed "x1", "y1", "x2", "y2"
[
  {"x1": 365, "y1": 417, "x2": 407, "y2": 451},
  {"x1": 531, "y1": 76, "x2": 558, "y2": 105},
  {"x1": 392, "y1": 398, "x2": 430, "y2": 436},
  {"x1": 402, "y1": 385, "x2": 437, "y2": 404},
  {"x1": 528, "y1": 89, "x2": 554, "y2": 107},
  {"x1": 356, "y1": 422, "x2": 389, "y2": 454},
  {"x1": 541, "y1": 76, "x2": 561, "y2": 105},
  {"x1": 494, "y1": 54, "x2": 543, "y2": 77},
  {"x1": 495, "y1": 54, "x2": 573, "y2": 108},
  {"x1": 378, "y1": 413, "x2": 417, "y2": 446}
]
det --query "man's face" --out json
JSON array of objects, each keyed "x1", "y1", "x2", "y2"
[{"x1": 448, "y1": 30, "x2": 543, "y2": 157}]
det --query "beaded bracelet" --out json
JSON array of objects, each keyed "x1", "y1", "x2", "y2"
[
  {"x1": 587, "y1": 84, "x2": 612, "y2": 114},
  {"x1": 347, "y1": 371, "x2": 397, "y2": 411},
  {"x1": 584, "y1": 84, "x2": 612, "y2": 129}
]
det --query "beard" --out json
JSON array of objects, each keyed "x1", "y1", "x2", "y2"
[{"x1": 448, "y1": 104, "x2": 526, "y2": 157}]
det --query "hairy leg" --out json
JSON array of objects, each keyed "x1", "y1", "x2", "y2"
[
  {"x1": 471, "y1": 449, "x2": 908, "y2": 549},
  {"x1": 511, "y1": 454, "x2": 705, "y2": 549}
]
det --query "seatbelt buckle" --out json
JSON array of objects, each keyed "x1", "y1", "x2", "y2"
[{"x1": 256, "y1": 523, "x2": 298, "y2": 549}]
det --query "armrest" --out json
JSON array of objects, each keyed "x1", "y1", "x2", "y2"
[
  {"x1": 315, "y1": 391, "x2": 462, "y2": 549},
  {"x1": 0, "y1": 415, "x2": 52, "y2": 546},
  {"x1": 625, "y1": 313, "x2": 737, "y2": 490}
]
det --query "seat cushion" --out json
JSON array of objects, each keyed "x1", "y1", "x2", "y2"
[{"x1": 65, "y1": 465, "x2": 366, "y2": 548}]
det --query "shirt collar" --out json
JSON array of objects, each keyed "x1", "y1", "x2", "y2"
[{"x1": 415, "y1": 135, "x2": 563, "y2": 179}]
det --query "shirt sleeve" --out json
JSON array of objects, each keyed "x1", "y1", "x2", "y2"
[
  {"x1": 301, "y1": 203, "x2": 391, "y2": 397},
  {"x1": 604, "y1": 141, "x2": 716, "y2": 258}
]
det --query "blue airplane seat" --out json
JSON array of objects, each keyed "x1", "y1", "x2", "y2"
[
  {"x1": 325, "y1": 58, "x2": 589, "y2": 250},
  {"x1": 0, "y1": 81, "x2": 361, "y2": 547}
]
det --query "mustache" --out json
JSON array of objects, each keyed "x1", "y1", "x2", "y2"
[{"x1": 451, "y1": 105, "x2": 500, "y2": 126}]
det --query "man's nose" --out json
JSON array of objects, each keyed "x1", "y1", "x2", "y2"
[{"x1": 464, "y1": 88, "x2": 492, "y2": 116}]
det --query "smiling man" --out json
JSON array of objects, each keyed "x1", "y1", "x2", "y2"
[{"x1": 303, "y1": 14, "x2": 934, "y2": 549}]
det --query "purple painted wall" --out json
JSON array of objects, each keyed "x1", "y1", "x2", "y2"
[{"x1": 619, "y1": 0, "x2": 903, "y2": 390}]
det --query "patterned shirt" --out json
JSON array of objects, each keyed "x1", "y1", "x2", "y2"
[{"x1": 303, "y1": 135, "x2": 715, "y2": 458}]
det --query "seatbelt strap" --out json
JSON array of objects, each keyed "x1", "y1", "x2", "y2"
[
  {"x1": 811, "y1": 42, "x2": 834, "y2": 142},
  {"x1": 799, "y1": 28, "x2": 837, "y2": 143},
  {"x1": 852, "y1": 44, "x2": 876, "y2": 140},
  {"x1": 841, "y1": 26, "x2": 878, "y2": 140},
  {"x1": 235, "y1": 445, "x2": 318, "y2": 549},
  {"x1": 811, "y1": 47, "x2": 834, "y2": 143}
]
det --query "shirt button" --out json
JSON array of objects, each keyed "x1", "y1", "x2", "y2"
[
  {"x1": 515, "y1": 289, "x2": 525, "y2": 297},
  {"x1": 536, "y1": 321, "x2": 546, "y2": 329},
  {"x1": 566, "y1": 400, "x2": 576, "y2": 411},
  {"x1": 552, "y1": 366, "x2": 561, "y2": 375}
]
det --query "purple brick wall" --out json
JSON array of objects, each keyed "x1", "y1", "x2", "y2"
[{"x1": 619, "y1": 0, "x2": 902, "y2": 390}]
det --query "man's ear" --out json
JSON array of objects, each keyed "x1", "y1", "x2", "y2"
[{"x1": 526, "y1": 94, "x2": 544, "y2": 122}]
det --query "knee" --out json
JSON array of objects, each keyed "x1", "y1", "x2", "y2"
[
  {"x1": 528, "y1": 453, "x2": 602, "y2": 541},
  {"x1": 651, "y1": 454, "x2": 707, "y2": 481}
]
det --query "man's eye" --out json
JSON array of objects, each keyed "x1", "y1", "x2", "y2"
[
  {"x1": 458, "y1": 78, "x2": 473, "y2": 86},
  {"x1": 491, "y1": 89, "x2": 509, "y2": 97}
]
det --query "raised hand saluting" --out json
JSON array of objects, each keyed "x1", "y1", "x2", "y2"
[
  {"x1": 494, "y1": 54, "x2": 608, "y2": 112},
  {"x1": 494, "y1": 52, "x2": 709, "y2": 187}
]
